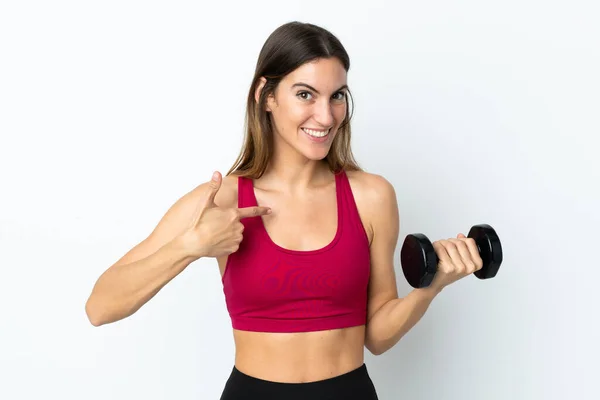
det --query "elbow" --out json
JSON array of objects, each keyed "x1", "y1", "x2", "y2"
[
  {"x1": 366, "y1": 344, "x2": 386, "y2": 356},
  {"x1": 85, "y1": 291, "x2": 134, "y2": 326},
  {"x1": 85, "y1": 295, "x2": 108, "y2": 327},
  {"x1": 364, "y1": 338, "x2": 389, "y2": 356},
  {"x1": 366, "y1": 346, "x2": 384, "y2": 356}
]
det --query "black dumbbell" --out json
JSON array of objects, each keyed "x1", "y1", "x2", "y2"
[{"x1": 400, "y1": 224, "x2": 503, "y2": 289}]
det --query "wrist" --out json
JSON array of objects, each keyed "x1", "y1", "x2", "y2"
[
  {"x1": 416, "y1": 285, "x2": 443, "y2": 300},
  {"x1": 172, "y1": 232, "x2": 204, "y2": 262}
]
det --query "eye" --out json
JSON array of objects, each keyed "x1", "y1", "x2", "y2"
[
  {"x1": 296, "y1": 91, "x2": 313, "y2": 100},
  {"x1": 332, "y1": 91, "x2": 346, "y2": 101}
]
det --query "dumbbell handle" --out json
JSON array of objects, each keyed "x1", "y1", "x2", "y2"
[{"x1": 400, "y1": 224, "x2": 503, "y2": 288}]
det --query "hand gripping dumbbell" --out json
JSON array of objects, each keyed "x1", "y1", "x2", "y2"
[{"x1": 400, "y1": 224, "x2": 503, "y2": 289}]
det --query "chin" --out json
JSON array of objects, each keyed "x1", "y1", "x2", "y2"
[{"x1": 301, "y1": 148, "x2": 331, "y2": 161}]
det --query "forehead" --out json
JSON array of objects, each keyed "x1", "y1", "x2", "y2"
[{"x1": 281, "y1": 57, "x2": 347, "y2": 91}]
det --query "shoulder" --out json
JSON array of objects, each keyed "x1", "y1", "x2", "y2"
[
  {"x1": 173, "y1": 172, "x2": 239, "y2": 219},
  {"x1": 109, "y1": 172, "x2": 240, "y2": 268},
  {"x1": 345, "y1": 170, "x2": 397, "y2": 203},
  {"x1": 214, "y1": 172, "x2": 239, "y2": 208},
  {"x1": 344, "y1": 170, "x2": 399, "y2": 243}
]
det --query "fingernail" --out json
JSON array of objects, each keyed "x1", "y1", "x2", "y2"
[{"x1": 212, "y1": 172, "x2": 219, "y2": 181}]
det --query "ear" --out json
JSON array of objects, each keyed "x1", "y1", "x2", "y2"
[
  {"x1": 255, "y1": 77, "x2": 274, "y2": 112},
  {"x1": 254, "y1": 77, "x2": 266, "y2": 105}
]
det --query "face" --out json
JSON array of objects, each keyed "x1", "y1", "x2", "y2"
[{"x1": 259, "y1": 57, "x2": 348, "y2": 162}]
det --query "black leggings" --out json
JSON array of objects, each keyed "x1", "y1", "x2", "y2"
[{"x1": 219, "y1": 363, "x2": 379, "y2": 400}]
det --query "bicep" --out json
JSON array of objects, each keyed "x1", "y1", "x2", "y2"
[
  {"x1": 110, "y1": 188, "x2": 199, "y2": 269},
  {"x1": 109, "y1": 175, "x2": 239, "y2": 268},
  {"x1": 365, "y1": 177, "x2": 400, "y2": 323}
]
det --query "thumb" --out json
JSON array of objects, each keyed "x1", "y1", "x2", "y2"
[
  {"x1": 205, "y1": 171, "x2": 222, "y2": 206},
  {"x1": 457, "y1": 233, "x2": 466, "y2": 239}
]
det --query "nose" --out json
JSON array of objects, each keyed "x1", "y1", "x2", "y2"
[{"x1": 313, "y1": 99, "x2": 334, "y2": 128}]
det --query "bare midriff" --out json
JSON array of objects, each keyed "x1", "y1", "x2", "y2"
[{"x1": 231, "y1": 325, "x2": 366, "y2": 383}]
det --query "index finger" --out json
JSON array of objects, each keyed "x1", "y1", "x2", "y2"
[
  {"x1": 462, "y1": 237, "x2": 483, "y2": 270},
  {"x1": 237, "y1": 206, "x2": 272, "y2": 219},
  {"x1": 432, "y1": 241, "x2": 452, "y2": 270}
]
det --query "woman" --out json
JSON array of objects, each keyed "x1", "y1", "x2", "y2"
[{"x1": 85, "y1": 21, "x2": 483, "y2": 400}]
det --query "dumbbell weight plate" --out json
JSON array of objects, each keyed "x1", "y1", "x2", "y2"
[
  {"x1": 400, "y1": 233, "x2": 438, "y2": 288},
  {"x1": 468, "y1": 224, "x2": 503, "y2": 279}
]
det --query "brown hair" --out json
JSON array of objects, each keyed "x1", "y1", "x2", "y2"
[{"x1": 226, "y1": 21, "x2": 361, "y2": 178}]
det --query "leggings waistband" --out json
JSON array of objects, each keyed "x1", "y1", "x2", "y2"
[{"x1": 219, "y1": 363, "x2": 379, "y2": 400}]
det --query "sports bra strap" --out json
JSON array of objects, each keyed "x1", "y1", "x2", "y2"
[{"x1": 237, "y1": 176, "x2": 257, "y2": 209}]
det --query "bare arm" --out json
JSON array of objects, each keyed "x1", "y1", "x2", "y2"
[
  {"x1": 85, "y1": 236, "x2": 197, "y2": 326},
  {"x1": 361, "y1": 174, "x2": 441, "y2": 355},
  {"x1": 84, "y1": 186, "x2": 204, "y2": 326},
  {"x1": 366, "y1": 289, "x2": 440, "y2": 355},
  {"x1": 362, "y1": 174, "x2": 482, "y2": 355},
  {"x1": 85, "y1": 172, "x2": 269, "y2": 327}
]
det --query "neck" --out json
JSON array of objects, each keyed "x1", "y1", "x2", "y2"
[{"x1": 261, "y1": 150, "x2": 330, "y2": 191}]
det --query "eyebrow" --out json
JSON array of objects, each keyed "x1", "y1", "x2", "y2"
[{"x1": 291, "y1": 82, "x2": 349, "y2": 94}]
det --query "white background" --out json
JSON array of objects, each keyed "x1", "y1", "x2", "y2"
[{"x1": 1, "y1": 1, "x2": 599, "y2": 399}]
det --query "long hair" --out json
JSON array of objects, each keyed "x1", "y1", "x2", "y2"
[{"x1": 226, "y1": 21, "x2": 361, "y2": 178}]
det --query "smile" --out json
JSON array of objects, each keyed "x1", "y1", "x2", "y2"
[{"x1": 301, "y1": 127, "x2": 330, "y2": 138}]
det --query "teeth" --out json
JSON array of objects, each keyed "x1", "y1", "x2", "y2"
[{"x1": 303, "y1": 128, "x2": 330, "y2": 137}]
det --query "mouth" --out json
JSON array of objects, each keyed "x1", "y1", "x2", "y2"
[{"x1": 301, "y1": 127, "x2": 331, "y2": 140}]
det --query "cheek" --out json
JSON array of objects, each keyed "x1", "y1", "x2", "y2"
[
  {"x1": 333, "y1": 104, "x2": 347, "y2": 124},
  {"x1": 276, "y1": 101, "x2": 311, "y2": 128}
]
